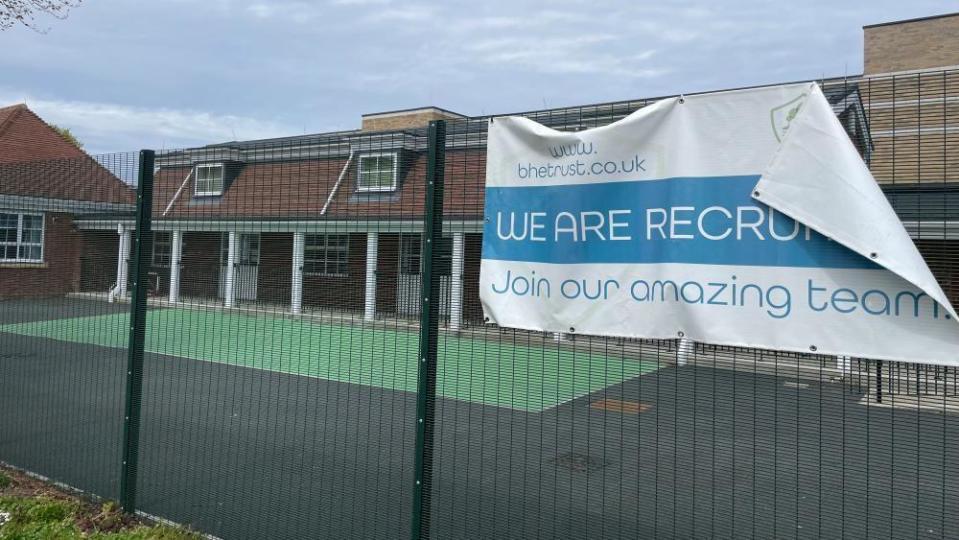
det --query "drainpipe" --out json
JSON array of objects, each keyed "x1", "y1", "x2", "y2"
[
  {"x1": 320, "y1": 150, "x2": 355, "y2": 216},
  {"x1": 109, "y1": 223, "x2": 131, "y2": 302}
]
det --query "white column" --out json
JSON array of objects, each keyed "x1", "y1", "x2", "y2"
[
  {"x1": 291, "y1": 232, "x2": 305, "y2": 315},
  {"x1": 224, "y1": 231, "x2": 238, "y2": 308},
  {"x1": 677, "y1": 336, "x2": 694, "y2": 366},
  {"x1": 168, "y1": 230, "x2": 183, "y2": 303},
  {"x1": 116, "y1": 224, "x2": 131, "y2": 299},
  {"x1": 836, "y1": 355, "x2": 852, "y2": 375},
  {"x1": 449, "y1": 232, "x2": 465, "y2": 332},
  {"x1": 364, "y1": 232, "x2": 378, "y2": 322}
]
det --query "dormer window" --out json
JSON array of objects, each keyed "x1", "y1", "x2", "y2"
[
  {"x1": 357, "y1": 152, "x2": 398, "y2": 192},
  {"x1": 195, "y1": 163, "x2": 225, "y2": 196}
]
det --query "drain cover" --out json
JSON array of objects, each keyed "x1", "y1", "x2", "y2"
[
  {"x1": 551, "y1": 452, "x2": 608, "y2": 472},
  {"x1": 0, "y1": 352, "x2": 34, "y2": 360},
  {"x1": 590, "y1": 399, "x2": 650, "y2": 414}
]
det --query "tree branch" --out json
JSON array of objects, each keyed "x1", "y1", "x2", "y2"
[{"x1": 0, "y1": 0, "x2": 82, "y2": 32}]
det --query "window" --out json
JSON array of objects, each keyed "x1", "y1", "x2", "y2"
[
  {"x1": 435, "y1": 236, "x2": 453, "y2": 277},
  {"x1": 304, "y1": 234, "x2": 349, "y2": 276},
  {"x1": 219, "y1": 233, "x2": 260, "y2": 266},
  {"x1": 195, "y1": 164, "x2": 225, "y2": 196},
  {"x1": 0, "y1": 212, "x2": 44, "y2": 263},
  {"x1": 399, "y1": 233, "x2": 421, "y2": 275},
  {"x1": 357, "y1": 153, "x2": 398, "y2": 192},
  {"x1": 399, "y1": 234, "x2": 452, "y2": 276},
  {"x1": 153, "y1": 232, "x2": 171, "y2": 267}
]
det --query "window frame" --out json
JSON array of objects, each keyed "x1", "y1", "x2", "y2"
[
  {"x1": 303, "y1": 233, "x2": 350, "y2": 277},
  {"x1": 399, "y1": 233, "x2": 421, "y2": 276},
  {"x1": 356, "y1": 152, "x2": 399, "y2": 193},
  {"x1": 0, "y1": 211, "x2": 44, "y2": 263},
  {"x1": 152, "y1": 231, "x2": 172, "y2": 268},
  {"x1": 194, "y1": 163, "x2": 226, "y2": 197}
]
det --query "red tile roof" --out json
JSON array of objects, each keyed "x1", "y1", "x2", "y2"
[
  {"x1": 0, "y1": 103, "x2": 134, "y2": 205},
  {"x1": 0, "y1": 104, "x2": 24, "y2": 135},
  {"x1": 153, "y1": 149, "x2": 486, "y2": 221},
  {"x1": 0, "y1": 104, "x2": 87, "y2": 164}
]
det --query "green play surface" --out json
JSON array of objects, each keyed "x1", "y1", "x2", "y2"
[{"x1": 0, "y1": 307, "x2": 658, "y2": 411}]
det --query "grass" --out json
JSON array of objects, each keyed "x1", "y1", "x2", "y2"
[
  {"x1": 0, "y1": 497, "x2": 201, "y2": 539},
  {"x1": 0, "y1": 467, "x2": 200, "y2": 540},
  {"x1": 0, "y1": 307, "x2": 659, "y2": 411}
]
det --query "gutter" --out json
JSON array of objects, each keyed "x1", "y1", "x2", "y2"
[{"x1": 320, "y1": 150, "x2": 355, "y2": 215}]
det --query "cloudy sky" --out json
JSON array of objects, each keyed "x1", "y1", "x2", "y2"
[{"x1": 0, "y1": 1, "x2": 951, "y2": 153}]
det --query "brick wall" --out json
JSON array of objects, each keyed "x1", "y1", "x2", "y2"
[
  {"x1": 463, "y1": 233, "x2": 483, "y2": 324},
  {"x1": 915, "y1": 239, "x2": 959, "y2": 306},
  {"x1": 79, "y1": 230, "x2": 119, "y2": 293},
  {"x1": 864, "y1": 15, "x2": 959, "y2": 75},
  {"x1": 180, "y1": 231, "x2": 221, "y2": 299},
  {"x1": 303, "y1": 233, "x2": 366, "y2": 311},
  {"x1": 257, "y1": 232, "x2": 292, "y2": 304},
  {"x1": 361, "y1": 109, "x2": 463, "y2": 132},
  {"x1": 0, "y1": 213, "x2": 81, "y2": 299},
  {"x1": 861, "y1": 69, "x2": 959, "y2": 185}
]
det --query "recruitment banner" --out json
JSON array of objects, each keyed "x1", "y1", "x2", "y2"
[{"x1": 479, "y1": 83, "x2": 959, "y2": 366}]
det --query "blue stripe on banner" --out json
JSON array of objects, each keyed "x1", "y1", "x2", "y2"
[{"x1": 482, "y1": 175, "x2": 879, "y2": 269}]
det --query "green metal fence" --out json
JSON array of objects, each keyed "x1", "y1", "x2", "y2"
[{"x1": 2, "y1": 70, "x2": 959, "y2": 539}]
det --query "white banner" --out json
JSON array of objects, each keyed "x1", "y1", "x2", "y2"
[{"x1": 479, "y1": 83, "x2": 959, "y2": 366}]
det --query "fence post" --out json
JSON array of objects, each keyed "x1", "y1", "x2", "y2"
[
  {"x1": 410, "y1": 120, "x2": 446, "y2": 540},
  {"x1": 875, "y1": 359, "x2": 883, "y2": 404},
  {"x1": 120, "y1": 150, "x2": 155, "y2": 512}
]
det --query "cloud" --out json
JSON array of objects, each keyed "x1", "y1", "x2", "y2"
[
  {"x1": 245, "y1": 2, "x2": 324, "y2": 23},
  {"x1": 465, "y1": 35, "x2": 662, "y2": 77},
  {"x1": 2, "y1": 0, "x2": 949, "y2": 154},
  {"x1": 0, "y1": 92, "x2": 299, "y2": 153},
  {"x1": 330, "y1": 0, "x2": 392, "y2": 5},
  {"x1": 363, "y1": 4, "x2": 435, "y2": 22}
]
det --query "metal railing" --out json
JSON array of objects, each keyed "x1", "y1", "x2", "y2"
[{"x1": 1, "y1": 70, "x2": 958, "y2": 539}]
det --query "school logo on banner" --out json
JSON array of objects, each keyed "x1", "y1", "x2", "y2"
[{"x1": 770, "y1": 93, "x2": 808, "y2": 142}]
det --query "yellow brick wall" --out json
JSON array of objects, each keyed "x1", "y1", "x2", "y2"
[
  {"x1": 864, "y1": 15, "x2": 959, "y2": 75},
  {"x1": 861, "y1": 70, "x2": 959, "y2": 184},
  {"x1": 361, "y1": 110, "x2": 462, "y2": 132}
]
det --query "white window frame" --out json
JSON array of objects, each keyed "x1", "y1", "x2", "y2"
[
  {"x1": 194, "y1": 163, "x2": 225, "y2": 196},
  {"x1": 152, "y1": 231, "x2": 172, "y2": 268},
  {"x1": 0, "y1": 211, "x2": 44, "y2": 263},
  {"x1": 399, "y1": 233, "x2": 421, "y2": 276},
  {"x1": 303, "y1": 234, "x2": 350, "y2": 277},
  {"x1": 357, "y1": 152, "x2": 399, "y2": 192}
]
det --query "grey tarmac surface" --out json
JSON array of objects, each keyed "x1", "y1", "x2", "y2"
[{"x1": 1, "y1": 297, "x2": 957, "y2": 539}]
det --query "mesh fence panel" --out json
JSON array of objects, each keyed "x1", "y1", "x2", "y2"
[
  {"x1": 0, "y1": 70, "x2": 957, "y2": 540},
  {"x1": 130, "y1": 131, "x2": 428, "y2": 539},
  {"x1": 0, "y1": 149, "x2": 139, "y2": 500},
  {"x1": 428, "y1": 71, "x2": 959, "y2": 540}
]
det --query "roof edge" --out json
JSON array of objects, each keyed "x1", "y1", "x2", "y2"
[
  {"x1": 362, "y1": 106, "x2": 465, "y2": 119},
  {"x1": 0, "y1": 103, "x2": 27, "y2": 139},
  {"x1": 864, "y1": 12, "x2": 959, "y2": 29}
]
